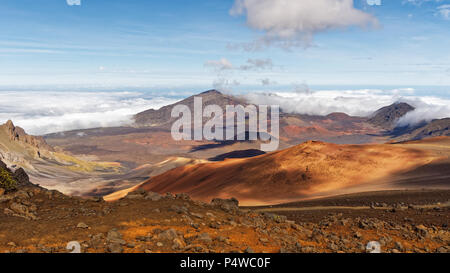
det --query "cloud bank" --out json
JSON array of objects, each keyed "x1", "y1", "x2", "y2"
[
  {"x1": 0, "y1": 91, "x2": 177, "y2": 135},
  {"x1": 396, "y1": 96, "x2": 450, "y2": 126},
  {"x1": 1, "y1": 89, "x2": 448, "y2": 136},
  {"x1": 230, "y1": 0, "x2": 378, "y2": 49},
  {"x1": 243, "y1": 88, "x2": 450, "y2": 126}
]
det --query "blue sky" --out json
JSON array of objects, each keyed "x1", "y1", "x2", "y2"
[{"x1": 1, "y1": 0, "x2": 450, "y2": 91}]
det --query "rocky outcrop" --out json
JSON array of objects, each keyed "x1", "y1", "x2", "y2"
[
  {"x1": 2, "y1": 120, "x2": 54, "y2": 152},
  {"x1": 0, "y1": 162, "x2": 42, "y2": 220},
  {"x1": 0, "y1": 159, "x2": 34, "y2": 191},
  {"x1": 0, "y1": 160, "x2": 7, "y2": 171},
  {"x1": 368, "y1": 102, "x2": 415, "y2": 130},
  {"x1": 0, "y1": 150, "x2": 27, "y2": 165},
  {"x1": 13, "y1": 167, "x2": 31, "y2": 188},
  {"x1": 407, "y1": 118, "x2": 450, "y2": 140},
  {"x1": 211, "y1": 197, "x2": 239, "y2": 213},
  {"x1": 0, "y1": 188, "x2": 448, "y2": 253}
]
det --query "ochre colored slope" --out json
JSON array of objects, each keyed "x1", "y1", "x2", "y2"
[
  {"x1": 103, "y1": 157, "x2": 208, "y2": 201},
  {"x1": 139, "y1": 140, "x2": 442, "y2": 205}
]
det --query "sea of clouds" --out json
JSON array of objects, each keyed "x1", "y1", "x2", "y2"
[
  {"x1": 0, "y1": 91, "x2": 177, "y2": 135},
  {"x1": 0, "y1": 88, "x2": 449, "y2": 135},
  {"x1": 243, "y1": 88, "x2": 450, "y2": 127}
]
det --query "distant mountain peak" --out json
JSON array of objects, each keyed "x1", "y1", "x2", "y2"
[
  {"x1": 133, "y1": 89, "x2": 248, "y2": 127},
  {"x1": 397, "y1": 117, "x2": 450, "y2": 141},
  {"x1": 200, "y1": 89, "x2": 222, "y2": 95},
  {"x1": 368, "y1": 102, "x2": 415, "y2": 130},
  {"x1": 5, "y1": 120, "x2": 14, "y2": 130},
  {"x1": 0, "y1": 120, "x2": 53, "y2": 151},
  {"x1": 326, "y1": 112, "x2": 351, "y2": 120}
]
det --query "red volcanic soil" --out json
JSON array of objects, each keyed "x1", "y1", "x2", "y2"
[
  {"x1": 282, "y1": 125, "x2": 338, "y2": 138},
  {"x1": 326, "y1": 112, "x2": 354, "y2": 121},
  {"x1": 138, "y1": 140, "x2": 441, "y2": 206},
  {"x1": 396, "y1": 136, "x2": 450, "y2": 145}
]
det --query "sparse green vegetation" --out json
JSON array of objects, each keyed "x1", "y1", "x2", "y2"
[
  {"x1": 0, "y1": 168, "x2": 17, "y2": 191},
  {"x1": 55, "y1": 152, "x2": 122, "y2": 173}
]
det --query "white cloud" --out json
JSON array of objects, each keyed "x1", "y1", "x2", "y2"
[
  {"x1": 240, "y1": 58, "x2": 273, "y2": 70},
  {"x1": 1, "y1": 89, "x2": 448, "y2": 135},
  {"x1": 437, "y1": 5, "x2": 450, "y2": 20},
  {"x1": 293, "y1": 83, "x2": 312, "y2": 95},
  {"x1": 366, "y1": 0, "x2": 382, "y2": 6},
  {"x1": 260, "y1": 78, "x2": 277, "y2": 86},
  {"x1": 244, "y1": 88, "x2": 450, "y2": 126},
  {"x1": 66, "y1": 0, "x2": 81, "y2": 6},
  {"x1": 396, "y1": 96, "x2": 450, "y2": 126},
  {"x1": 204, "y1": 58, "x2": 234, "y2": 71},
  {"x1": 230, "y1": 0, "x2": 378, "y2": 49},
  {"x1": 205, "y1": 58, "x2": 275, "y2": 91},
  {"x1": 212, "y1": 78, "x2": 241, "y2": 92},
  {"x1": 205, "y1": 58, "x2": 235, "y2": 91},
  {"x1": 0, "y1": 91, "x2": 177, "y2": 135}
]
